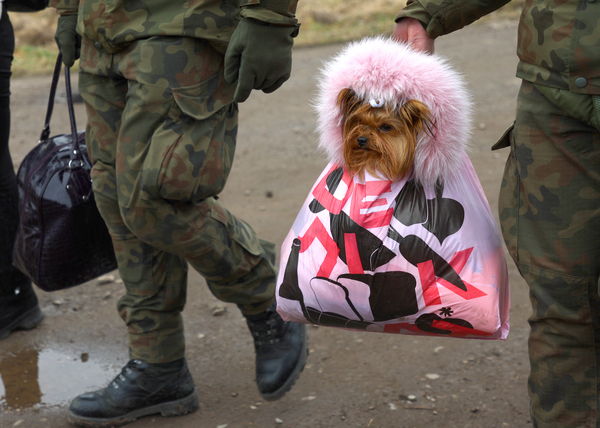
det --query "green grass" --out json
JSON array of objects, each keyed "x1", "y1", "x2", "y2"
[{"x1": 13, "y1": 44, "x2": 59, "y2": 76}]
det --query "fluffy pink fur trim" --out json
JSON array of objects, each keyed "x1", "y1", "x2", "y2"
[{"x1": 315, "y1": 37, "x2": 472, "y2": 187}]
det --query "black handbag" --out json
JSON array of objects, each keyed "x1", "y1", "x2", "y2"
[
  {"x1": 13, "y1": 55, "x2": 117, "y2": 291},
  {"x1": 5, "y1": 0, "x2": 49, "y2": 12}
]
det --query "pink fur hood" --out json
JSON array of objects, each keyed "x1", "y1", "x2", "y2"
[{"x1": 315, "y1": 37, "x2": 472, "y2": 187}]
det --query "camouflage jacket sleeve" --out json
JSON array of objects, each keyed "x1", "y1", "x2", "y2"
[
  {"x1": 396, "y1": 0, "x2": 510, "y2": 38},
  {"x1": 49, "y1": 0, "x2": 79, "y2": 15},
  {"x1": 241, "y1": 0, "x2": 299, "y2": 28}
]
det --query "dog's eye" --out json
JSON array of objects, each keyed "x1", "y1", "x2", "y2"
[{"x1": 379, "y1": 124, "x2": 393, "y2": 132}]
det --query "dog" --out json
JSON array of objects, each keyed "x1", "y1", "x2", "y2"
[{"x1": 336, "y1": 87, "x2": 432, "y2": 181}]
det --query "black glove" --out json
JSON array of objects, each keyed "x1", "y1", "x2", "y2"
[
  {"x1": 55, "y1": 14, "x2": 81, "y2": 67},
  {"x1": 224, "y1": 18, "x2": 297, "y2": 103}
]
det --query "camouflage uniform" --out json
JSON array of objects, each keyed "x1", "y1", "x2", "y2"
[
  {"x1": 50, "y1": 0, "x2": 299, "y2": 364},
  {"x1": 398, "y1": 1, "x2": 600, "y2": 427}
]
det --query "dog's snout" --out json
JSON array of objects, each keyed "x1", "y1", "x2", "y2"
[{"x1": 357, "y1": 136, "x2": 368, "y2": 148}]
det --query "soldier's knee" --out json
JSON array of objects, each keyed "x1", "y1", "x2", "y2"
[
  {"x1": 118, "y1": 195, "x2": 214, "y2": 251},
  {"x1": 119, "y1": 202, "x2": 157, "y2": 245},
  {"x1": 138, "y1": 157, "x2": 228, "y2": 204}
]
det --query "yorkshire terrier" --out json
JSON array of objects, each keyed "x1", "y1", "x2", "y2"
[{"x1": 336, "y1": 88, "x2": 432, "y2": 181}]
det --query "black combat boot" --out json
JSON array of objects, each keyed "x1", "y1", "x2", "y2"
[
  {"x1": 68, "y1": 358, "x2": 199, "y2": 427},
  {"x1": 245, "y1": 304, "x2": 307, "y2": 401},
  {"x1": 0, "y1": 276, "x2": 43, "y2": 340}
]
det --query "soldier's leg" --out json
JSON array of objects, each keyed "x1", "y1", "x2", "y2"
[
  {"x1": 499, "y1": 81, "x2": 600, "y2": 428},
  {"x1": 111, "y1": 36, "x2": 306, "y2": 400},
  {"x1": 79, "y1": 68, "x2": 190, "y2": 364},
  {"x1": 112, "y1": 36, "x2": 276, "y2": 315},
  {"x1": 68, "y1": 44, "x2": 198, "y2": 426}
]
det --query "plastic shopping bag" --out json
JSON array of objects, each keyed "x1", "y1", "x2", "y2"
[
  {"x1": 276, "y1": 160, "x2": 509, "y2": 339},
  {"x1": 276, "y1": 38, "x2": 509, "y2": 339}
]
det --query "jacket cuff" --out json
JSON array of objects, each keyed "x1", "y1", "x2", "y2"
[
  {"x1": 396, "y1": 0, "x2": 511, "y2": 38},
  {"x1": 395, "y1": 0, "x2": 441, "y2": 38},
  {"x1": 240, "y1": 7, "x2": 298, "y2": 27}
]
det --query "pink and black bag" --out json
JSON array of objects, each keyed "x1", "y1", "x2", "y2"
[{"x1": 275, "y1": 38, "x2": 510, "y2": 339}]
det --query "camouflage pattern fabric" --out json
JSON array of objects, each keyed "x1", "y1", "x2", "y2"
[
  {"x1": 398, "y1": 1, "x2": 600, "y2": 426},
  {"x1": 397, "y1": 0, "x2": 600, "y2": 95},
  {"x1": 49, "y1": 0, "x2": 299, "y2": 54},
  {"x1": 498, "y1": 81, "x2": 599, "y2": 427},
  {"x1": 78, "y1": 36, "x2": 276, "y2": 364}
]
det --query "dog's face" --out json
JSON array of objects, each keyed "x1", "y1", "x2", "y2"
[{"x1": 337, "y1": 88, "x2": 432, "y2": 181}]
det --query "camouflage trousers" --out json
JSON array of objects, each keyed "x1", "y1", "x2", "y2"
[
  {"x1": 78, "y1": 36, "x2": 276, "y2": 364},
  {"x1": 498, "y1": 81, "x2": 600, "y2": 428}
]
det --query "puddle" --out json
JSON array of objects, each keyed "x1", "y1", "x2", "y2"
[{"x1": 0, "y1": 347, "x2": 118, "y2": 410}]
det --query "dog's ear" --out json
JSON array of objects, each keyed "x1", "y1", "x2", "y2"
[
  {"x1": 337, "y1": 88, "x2": 361, "y2": 118},
  {"x1": 398, "y1": 100, "x2": 433, "y2": 135}
]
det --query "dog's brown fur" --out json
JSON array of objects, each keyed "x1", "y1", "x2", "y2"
[{"x1": 337, "y1": 88, "x2": 432, "y2": 181}]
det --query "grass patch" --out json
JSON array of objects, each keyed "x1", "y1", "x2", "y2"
[
  {"x1": 10, "y1": 8, "x2": 58, "y2": 76},
  {"x1": 12, "y1": 44, "x2": 59, "y2": 76}
]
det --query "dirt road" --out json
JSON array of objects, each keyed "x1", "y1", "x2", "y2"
[{"x1": 1, "y1": 18, "x2": 533, "y2": 428}]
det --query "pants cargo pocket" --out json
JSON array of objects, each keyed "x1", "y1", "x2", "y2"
[
  {"x1": 495, "y1": 124, "x2": 520, "y2": 266},
  {"x1": 141, "y1": 73, "x2": 237, "y2": 204},
  {"x1": 186, "y1": 201, "x2": 269, "y2": 289},
  {"x1": 209, "y1": 202, "x2": 264, "y2": 258}
]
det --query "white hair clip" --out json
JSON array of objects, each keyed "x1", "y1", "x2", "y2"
[{"x1": 369, "y1": 98, "x2": 384, "y2": 108}]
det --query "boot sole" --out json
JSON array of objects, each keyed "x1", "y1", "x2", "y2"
[
  {"x1": 67, "y1": 389, "x2": 199, "y2": 427},
  {"x1": 260, "y1": 329, "x2": 309, "y2": 402},
  {"x1": 0, "y1": 305, "x2": 44, "y2": 340}
]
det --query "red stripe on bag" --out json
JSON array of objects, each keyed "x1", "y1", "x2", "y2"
[
  {"x1": 418, "y1": 247, "x2": 486, "y2": 305},
  {"x1": 344, "y1": 233, "x2": 364, "y2": 274},
  {"x1": 300, "y1": 218, "x2": 340, "y2": 278},
  {"x1": 383, "y1": 321, "x2": 493, "y2": 337},
  {"x1": 349, "y1": 182, "x2": 394, "y2": 229},
  {"x1": 418, "y1": 260, "x2": 442, "y2": 305},
  {"x1": 311, "y1": 165, "x2": 354, "y2": 214}
]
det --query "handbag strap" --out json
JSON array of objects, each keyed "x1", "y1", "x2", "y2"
[
  {"x1": 39, "y1": 55, "x2": 62, "y2": 142},
  {"x1": 40, "y1": 54, "x2": 83, "y2": 165},
  {"x1": 64, "y1": 63, "x2": 82, "y2": 156}
]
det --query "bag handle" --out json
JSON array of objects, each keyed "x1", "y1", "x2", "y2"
[
  {"x1": 40, "y1": 55, "x2": 62, "y2": 142},
  {"x1": 40, "y1": 54, "x2": 83, "y2": 167}
]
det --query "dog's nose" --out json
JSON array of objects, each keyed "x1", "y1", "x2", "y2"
[{"x1": 357, "y1": 137, "x2": 368, "y2": 148}]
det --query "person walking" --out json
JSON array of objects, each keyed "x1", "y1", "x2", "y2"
[
  {"x1": 0, "y1": 0, "x2": 44, "y2": 340},
  {"x1": 394, "y1": 1, "x2": 600, "y2": 427},
  {"x1": 52, "y1": 0, "x2": 307, "y2": 426}
]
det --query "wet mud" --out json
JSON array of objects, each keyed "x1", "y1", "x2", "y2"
[{"x1": 0, "y1": 347, "x2": 114, "y2": 410}]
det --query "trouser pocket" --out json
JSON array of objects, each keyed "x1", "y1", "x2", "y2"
[{"x1": 141, "y1": 74, "x2": 237, "y2": 203}]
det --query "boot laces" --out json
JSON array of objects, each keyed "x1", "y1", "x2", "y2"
[
  {"x1": 111, "y1": 360, "x2": 143, "y2": 390},
  {"x1": 249, "y1": 313, "x2": 285, "y2": 347}
]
